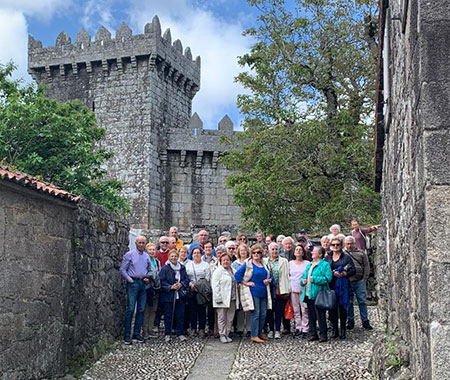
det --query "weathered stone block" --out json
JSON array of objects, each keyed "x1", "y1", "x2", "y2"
[
  {"x1": 425, "y1": 186, "x2": 450, "y2": 262},
  {"x1": 424, "y1": 131, "x2": 450, "y2": 184},
  {"x1": 430, "y1": 321, "x2": 450, "y2": 379}
]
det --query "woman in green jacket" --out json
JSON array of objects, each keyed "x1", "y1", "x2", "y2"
[{"x1": 301, "y1": 246, "x2": 332, "y2": 342}]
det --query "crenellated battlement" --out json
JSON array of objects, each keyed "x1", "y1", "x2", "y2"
[
  {"x1": 166, "y1": 113, "x2": 239, "y2": 153},
  {"x1": 28, "y1": 16, "x2": 200, "y2": 96}
]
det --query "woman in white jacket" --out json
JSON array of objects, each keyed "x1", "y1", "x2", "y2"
[
  {"x1": 211, "y1": 253, "x2": 239, "y2": 343},
  {"x1": 266, "y1": 242, "x2": 291, "y2": 339}
]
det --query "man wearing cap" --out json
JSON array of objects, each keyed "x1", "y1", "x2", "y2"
[
  {"x1": 297, "y1": 228, "x2": 314, "y2": 252},
  {"x1": 119, "y1": 235, "x2": 152, "y2": 345}
]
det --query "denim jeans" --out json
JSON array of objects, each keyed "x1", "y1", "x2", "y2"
[
  {"x1": 124, "y1": 280, "x2": 147, "y2": 338},
  {"x1": 250, "y1": 296, "x2": 267, "y2": 337},
  {"x1": 347, "y1": 280, "x2": 368, "y2": 323}
]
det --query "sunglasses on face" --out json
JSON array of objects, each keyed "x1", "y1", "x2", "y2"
[
  {"x1": 253, "y1": 251, "x2": 262, "y2": 255},
  {"x1": 331, "y1": 243, "x2": 341, "y2": 247},
  {"x1": 160, "y1": 241, "x2": 169, "y2": 244},
  {"x1": 228, "y1": 247, "x2": 236, "y2": 250}
]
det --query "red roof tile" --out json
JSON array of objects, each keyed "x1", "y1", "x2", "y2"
[{"x1": 0, "y1": 165, "x2": 80, "y2": 202}]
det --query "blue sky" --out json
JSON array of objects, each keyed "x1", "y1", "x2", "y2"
[{"x1": 0, "y1": 0, "x2": 261, "y2": 129}]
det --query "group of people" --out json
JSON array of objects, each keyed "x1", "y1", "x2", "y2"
[{"x1": 119, "y1": 221, "x2": 379, "y2": 345}]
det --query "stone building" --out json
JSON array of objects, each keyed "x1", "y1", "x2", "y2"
[
  {"x1": 375, "y1": 0, "x2": 450, "y2": 378},
  {"x1": 0, "y1": 166, "x2": 129, "y2": 379},
  {"x1": 28, "y1": 16, "x2": 242, "y2": 238}
]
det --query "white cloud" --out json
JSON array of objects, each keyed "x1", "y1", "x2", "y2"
[
  {"x1": 0, "y1": 0, "x2": 71, "y2": 20},
  {"x1": 0, "y1": 10, "x2": 29, "y2": 81},
  {"x1": 127, "y1": 0, "x2": 252, "y2": 129},
  {"x1": 81, "y1": 0, "x2": 116, "y2": 32},
  {"x1": 0, "y1": 0, "x2": 72, "y2": 82}
]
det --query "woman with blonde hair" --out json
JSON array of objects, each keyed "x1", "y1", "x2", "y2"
[
  {"x1": 142, "y1": 242, "x2": 161, "y2": 338},
  {"x1": 232, "y1": 244, "x2": 251, "y2": 335},
  {"x1": 212, "y1": 253, "x2": 239, "y2": 343},
  {"x1": 235, "y1": 244, "x2": 273, "y2": 343}
]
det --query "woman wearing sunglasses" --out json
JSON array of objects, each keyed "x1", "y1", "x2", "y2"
[
  {"x1": 235, "y1": 244, "x2": 273, "y2": 343},
  {"x1": 324, "y1": 238, "x2": 356, "y2": 340}
]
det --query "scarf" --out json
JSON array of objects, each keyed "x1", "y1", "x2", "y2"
[{"x1": 168, "y1": 261, "x2": 181, "y2": 281}]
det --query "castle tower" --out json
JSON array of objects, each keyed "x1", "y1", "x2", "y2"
[
  {"x1": 28, "y1": 17, "x2": 201, "y2": 230},
  {"x1": 28, "y1": 17, "x2": 242, "y2": 234}
]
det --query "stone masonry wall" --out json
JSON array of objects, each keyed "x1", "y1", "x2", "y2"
[
  {"x1": 377, "y1": 1, "x2": 450, "y2": 378},
  {"x1": 28, "y1": 17, "x2": 201, "y2": 231},
  {"x1": 0, "y1": 181, "x2": 129, "y2": 379},
  {"x1": 28, "y1": 17, "x2": 243, "y2": 234}
]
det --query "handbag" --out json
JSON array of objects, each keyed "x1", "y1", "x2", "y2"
[
  {"x1": 275, "y1": 286, "x2": 290, "y2": 300},
  {"x1": 179, "y1": 286, "x2": 193, "y2": 300},
  {"x1": 314, "y1": 281, "x2": 337, "y2": 310},
  {"x1": 284, "y1": 298, "x2": 294, "y2": 320}
]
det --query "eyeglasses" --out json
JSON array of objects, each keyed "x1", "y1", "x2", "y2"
[
  {"x1": 331, "y1": 243, "x2": 341, "y2": 247},
  {"x1": 239, "y1": 237, "x2": 247, "y2": 241},
  {"x1": 160, "y1": 241, "x2": 169, "y2": 244},
  {"x1": 252, "y1": 251, "x2": 262, "y2": 255},
  {"x1": 228, "y1": 247, "x2": 236, "y2": 250}
]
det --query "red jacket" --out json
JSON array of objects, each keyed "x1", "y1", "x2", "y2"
[{"x1": 156, "y1": 249, "x2": 170, "y2": 266}]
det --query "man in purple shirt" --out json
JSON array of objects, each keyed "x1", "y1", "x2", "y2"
[
  {"x1": 119, "y1": 235, "x2": 152, "y2": 345},
  {"x1": 350, "y1": 219, "x2": 380, "y2": 251}
]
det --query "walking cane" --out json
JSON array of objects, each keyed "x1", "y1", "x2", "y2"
[{"x1": 170, "y1": 286, "x2": 177, "y2": 339}]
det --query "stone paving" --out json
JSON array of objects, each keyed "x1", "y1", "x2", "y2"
[{"x1": 82, "y1": 307, "x2": 382, "y2": 380}]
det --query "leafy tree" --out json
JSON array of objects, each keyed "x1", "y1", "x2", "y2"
[
  {"x1": 0, "y1": 62, "x2": 129, "y2": 214},
  {"x1": 221, "y1": 0, "x2": 380, "y2": 235}
]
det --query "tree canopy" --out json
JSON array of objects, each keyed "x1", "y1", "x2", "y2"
[
  {"x1": 0, "y1": 62, "x2": 129, "y2": 214},
  {"x1": 221, "y1": 0, "x2": 380, "y2": 235}
]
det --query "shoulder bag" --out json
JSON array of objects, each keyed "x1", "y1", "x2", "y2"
[{"x1": 314, "y1": 279, "x2": 336, "y2": 310}]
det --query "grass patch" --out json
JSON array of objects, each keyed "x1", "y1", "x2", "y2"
[{"x1": 68, "y1": 336, "x2": 120, "y2": 378}]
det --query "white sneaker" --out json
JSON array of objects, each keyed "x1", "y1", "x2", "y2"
[
  {"x1": 220, "y1": 336, "x2": 228, "y2": 343},
  {"x1": 268, "y1": 331, "x2": 274, "y2": 339},
  {"x1": 165, "y1": 335, "x2": 171, "y2": 343},
  {"x1": 274, "y1": 331, "x2": 281, "y2": 339},
  {"x1": 226, "y1": 336, "x2": 233, "y2": 343},
  {"x1": 179, "y1": 335, "x2": 187, "y2": 342}
]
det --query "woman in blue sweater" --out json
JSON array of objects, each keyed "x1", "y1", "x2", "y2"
[{"x1": 235, "y1": 244, "x2": 273, "y2": 343}]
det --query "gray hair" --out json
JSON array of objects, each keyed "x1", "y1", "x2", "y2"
[
  {"x1": 169, "y1": 226, "x2": 178, "y2": 232},
  {"x1": 344, "y1": 235, "x2": 356, "y2": 243},
  {"x1": 221, "y1": 231, "x2": 231, "y2": 238},
  {"x1": 329, "y1": 224, "x2": 341, "y2": 233},
  {"x1": 321, "y1": 235, "x2": 330, "y2": 244},
  {"x1": 276, "y1": 234, "x2": 286, "y2": 242},
  {"x1": 282, "y1": 237, "x2": 295, "y2": 245},
  {"x1": 268, "y1": 242, "x2": 279, "y2": 251},
  {"x1": 225, "y1": 240, "x2": 236, "y2": 249}
]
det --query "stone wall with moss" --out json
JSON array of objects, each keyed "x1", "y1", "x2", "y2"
[{"x1": 0, "y1": 182, "x2": 129, "y2": 379}]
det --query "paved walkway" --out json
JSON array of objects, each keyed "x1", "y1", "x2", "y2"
[{"x1": 82, "y1": 307, "x2": 381, "y2": 380}]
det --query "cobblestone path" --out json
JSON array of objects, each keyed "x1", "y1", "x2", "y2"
[{"x1": 82, "y1": 307, "x2": 381, "y2": 380}]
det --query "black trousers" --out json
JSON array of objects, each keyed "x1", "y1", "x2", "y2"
[
  {"x1": 329, "y1": 302, "x2": 347, "y2": 331},
  {"x1": 305, "y1": 296, "x2": 327, "y2": 339}
]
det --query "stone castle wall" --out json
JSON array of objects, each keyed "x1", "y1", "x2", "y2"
[
  {"x1": 0, "y1": 180, "x2": 129, "y2": 379},
  {"x1": 28, "y1": 17, "x2": 242, "y2": 234},
  {"x1": 375, "y1": 0, "x2": 450, "y2": 378}
]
